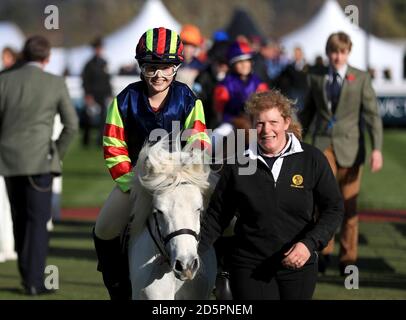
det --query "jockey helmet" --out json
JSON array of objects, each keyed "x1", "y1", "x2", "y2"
[{"x1": 135, "y1": 27, "x2": 184, "y2": 65}]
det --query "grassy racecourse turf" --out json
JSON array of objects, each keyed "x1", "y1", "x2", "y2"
[{"x1": 0, "y1": 219, "x2": 404, "y2": 300}]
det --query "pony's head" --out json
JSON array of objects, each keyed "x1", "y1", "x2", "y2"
[{"x1": 131, "y1": 137, "x2": 211, "y2": 281}]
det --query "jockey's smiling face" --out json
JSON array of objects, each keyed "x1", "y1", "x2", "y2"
[{"x1": 142, "y1": 63, "x2": 179, "y2": 94}]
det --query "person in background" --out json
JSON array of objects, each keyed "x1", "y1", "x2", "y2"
[
  {"x1": 367, "y1": 67, "x2": 376, "y2": 80},
  {"x1": 383, "y1": 68, "x2": 392, "y2": 81},
  {"x1": 81, "y1": 37, "x2": 112, "y2": 146},
  {"x1": 0, "y1": 36, "x2": 78, "y2": 295},
  {"x1": 193, "y1": 38, "x2": 230, "y2": 129},
  {"x1": 308, "y1": 55, "x2": 327, "y2": 76},
  {"x1": 0, "y1": 176, "x2": 17, "y2": 263},
  {"x1": 261, "y1": 41, "x2": 290, "y2": 83},
  {"x1": 299, "y1": 32, "x2": 383, "y2": 275},
  {"x1": 93, "y1": 27, "x2": 210, "y2": 300},
  {"x1": 177, "y1": 24, "x2": 206, "y2": 89},
  {"x1": 199, "y1": 90, "x2": 343, "y2": 300},
  {"x1": 1, "y1": 47, "x2": 18, "y2": 69},
  {"x1": 277, "y1": 46, "x2": 309, "y2": 112},
  {"x1": 0, "y1": 46, "x2": 23, "y2": 74},
  {"x1": 212, "y1": 38, "x2": 269, "y2": 153},
  {"x1": 252, "y1": 38, "x2": 273, "y2": 88},
  {"x1": 210, "y1": 38, "x2": 269, "y2": 299},
  {"x1": 0, "y1": 47, "x2": 21, "y2": 263}
]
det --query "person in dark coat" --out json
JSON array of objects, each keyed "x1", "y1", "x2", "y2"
[
  {"x1": 193, "y1": 40, "x2": 230, "y2": 129},
  {"x1": 199, "y1": 90, "x2": 343, "y2": 300},
  {"x1": 81, "y1": 37, "x2": 112, "y2": 146},
  {"x1": 0, "y1": 36, "x2": 78, "y2": 295},
  {"x1": 277, "y1": 46, "x2": 309, "y2": 112}
]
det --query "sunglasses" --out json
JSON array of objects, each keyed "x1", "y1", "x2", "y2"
[{"x1": 141, "y1": 64, "x2": 180, "y2": 78}]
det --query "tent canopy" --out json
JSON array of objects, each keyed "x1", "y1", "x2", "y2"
[
  {"x1": 281, "y1": 0, "x2": 404, "y2": 83},
  {"x1": 67, "y1": 0, "x2": 181, "y2": 75}
]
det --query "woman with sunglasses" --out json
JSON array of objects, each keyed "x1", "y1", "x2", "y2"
[{"x1": 93, "y1": 27, "x2": 210, "y2": 300}]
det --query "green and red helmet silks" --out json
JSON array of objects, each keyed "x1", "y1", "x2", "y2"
[{"x1": 135, "y1": 27, "x2": 184, "y2": 65}]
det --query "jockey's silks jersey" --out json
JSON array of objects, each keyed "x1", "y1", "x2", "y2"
[
  {"x1": 103, "y1": 80, "x2": 210, "y2": 192},
  {"x1": 214, "y1": 73, "x2": 268, "y2": 123}
]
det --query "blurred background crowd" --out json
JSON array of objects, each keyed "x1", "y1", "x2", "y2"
[{"x1": 3, "y1": 0, "x2": 406, "y2": 134}]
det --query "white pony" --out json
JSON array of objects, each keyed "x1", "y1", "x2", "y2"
[{"x1": 127, "y1": 138, "x2": 217, "y2": 300}]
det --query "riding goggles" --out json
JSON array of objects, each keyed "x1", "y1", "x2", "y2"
[{"x1": 141, "y1": 64, "x2": 180, "y2": 78}]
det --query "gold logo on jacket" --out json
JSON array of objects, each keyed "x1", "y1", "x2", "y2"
[{"x1": 291, "y1": 174, "x2": 304, "y2": 188}]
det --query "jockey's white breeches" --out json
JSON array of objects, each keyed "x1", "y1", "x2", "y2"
[{"x1": 94, "y1": 186, "x2": 130, "y2": 240}]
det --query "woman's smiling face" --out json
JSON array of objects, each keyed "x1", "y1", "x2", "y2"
[{"x1": 255, "y1": 107, "x2": 290, "y2": 156}]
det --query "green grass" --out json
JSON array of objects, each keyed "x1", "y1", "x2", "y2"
[
  {"x1": 0, "y1": 220, "x2": 405, "y2": 300},
  {"x1": 314, "y1": 222, "x2": 406, "y2": 299},
  {"x1": 61, "y1": 128, "x2": 406, "y2": 210},
  {"x1": 359, "y1": 129, "x2": 406, "y2": 210},
  {"x1": 61, "y1": 131, "x2": 113, "y2": 208},
  {"x1": 0, "y1": 221, "x2": 108, "y2": 300}
]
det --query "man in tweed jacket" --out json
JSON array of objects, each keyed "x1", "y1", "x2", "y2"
[
  {"x1": 299, "y1": 32, "x2": 383, "y2": 275},
  {"x1": 0, "y1": 36, "x2": 78, "y2": 295}
]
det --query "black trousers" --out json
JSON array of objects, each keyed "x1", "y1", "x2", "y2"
[
  {"x1": 229, "y1": 254, "x2": 318, "y2": 300},
  {"x1": 5, "y1": 174, "x2": 53, "y2": 289}
]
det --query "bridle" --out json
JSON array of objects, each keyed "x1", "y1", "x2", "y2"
[{"x1": 146, "y1": 182, "x2": 200, "y2": 265}]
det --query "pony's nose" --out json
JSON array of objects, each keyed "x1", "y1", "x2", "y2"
[
  {"x1": 174, "y1": 257, "x2": 199, "y2": 277},
  {"x1": 174, "y1": 259, "x2": 184, "y2": 273},
  {"x1": 190, "y1": 258, "x2": 199, "y2": 272}
]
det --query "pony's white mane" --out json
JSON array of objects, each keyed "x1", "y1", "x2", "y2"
[
  {"x1": 137, "y1": 137, "x2": 210, "y2": 193},
  {"x1": 128, "y1": 136, "x2": 215, "y2": 236}
]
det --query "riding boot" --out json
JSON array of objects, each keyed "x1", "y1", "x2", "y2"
[
  {"x1": 213, "y1": 236, "x2": 234, "y2": 300},
  {"x1": 92, "y1": 229, "x2": 131, "y2": 300},
  {"x1": 214, "y1": 271, "x2": 233, "y2": 300}
]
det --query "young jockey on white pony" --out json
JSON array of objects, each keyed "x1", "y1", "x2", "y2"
[{"x1": 93, "y1": 27, "x2": 210, "y2": 300}]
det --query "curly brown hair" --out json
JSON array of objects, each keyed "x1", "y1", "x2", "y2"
[{"x1": 245, "y1": 90, "x2": 302, "y2": 141}]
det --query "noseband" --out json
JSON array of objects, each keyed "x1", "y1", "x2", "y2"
[{"x1": 147, "y1": 182, "x2": 200, "y2": 265}]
